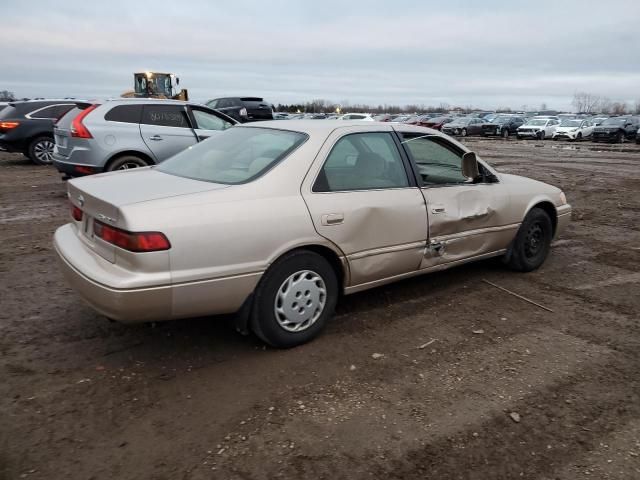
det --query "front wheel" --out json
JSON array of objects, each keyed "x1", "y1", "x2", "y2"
[
  {"x1": 502, "y1": 129, "x2": 510, "y2": 138},
  {"x1": 251, "y1": 250, "x2": 338, "y2": 348},
  {"x1": 504, "y1": 208, "x2": 553, "y2": 272},
  {"x1": 29, "y1": 136, "x2": 55, "y2": 165},
  {"x1": 616, "y1": 131, "x2": 625, "y2": 143},
  {"x1": 576, "y1": 132, "x2": 582, "y2": 141},
  {"x1": 461, "y1": 128, "x2": 467, "y2": 137},
  {"x1": 538, "y1": 131, "x2": 546, "y2": 140}
]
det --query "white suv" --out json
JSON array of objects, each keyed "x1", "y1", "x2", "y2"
[{"x1": 517, "y1": 118, "x2": 560, "y2": 140}]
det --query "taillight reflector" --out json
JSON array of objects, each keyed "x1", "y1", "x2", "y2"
[
  {"x1": 71, "y1": 104, "x2": 99, "y2": 139},
  {"x1": 93, "y1": 220, "x2": 170, "y2": 252},
  {"x1": 71, "y1": 204, "x2": 83, "y2": 221},
  {"x1": 0, "y1": 121, "x2": 20, "y2": 131},
  {"x1": 74, "y1": 165, "x2": 95, "y2": 175}
]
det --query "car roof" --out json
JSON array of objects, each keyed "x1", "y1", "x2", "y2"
[
  {"x1": 98, "y1": 98, "x2": 213, "y2": 108},
  {"x1": 237, "y1": 119, "x2": 441, "y2": 136}
]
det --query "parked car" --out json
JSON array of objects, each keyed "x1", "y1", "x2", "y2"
[
  {"x1": 52, "y1": 99, "x2": 237, "y2": 178},
  {"x1": 338, "y1": 113, "x2": 374, "y2": 121},
  {"x1": 205, "y1": 97, "x2": 273, "y2": 123},
  {"x1": 372, "y1": 114, "x2": 393, "y2": 122},
  {"x1": 0, "y1": 102, "x2": 8, "y2": 113},
  {"x1": 636, "y1": 128, "x2": 640, "y2": 144},
  {"x1": 441, "y1": 117, "x2": 485, "y2": 137},
  {"x1": 390, "y1": 115, "x2": 411, "y2": 123},
  {"x1": 516, "y1": 118, "x2": 560, "y2": 140},
  {"x1": 403, "y1": 116, "x2": 421, "y2": 125},
  {"x1": 592, "y1": 116, "x2": 640, "y2": 143},
  {"x1": 590, "y1": 117, "x2": 608, "y2": 126},
  {"x1": 481, "y1": 115, "x2": 525, "y2": 138},
  {"x1": 419, "y1": 116, "x2": 453, "y2": 130},
  {"x1": 552, "y1": 119, "x2": 594, "y2": 141},
  {"x1": 54, "y1": 120, "x2": 571, "y2": 348},
  {"x1": 0, "y1": 99, "x2": 84, "y2": 164}
]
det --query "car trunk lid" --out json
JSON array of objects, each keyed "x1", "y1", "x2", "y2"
[{"x1": 68, "y1": 168, "x2": 230, "y2": 262}]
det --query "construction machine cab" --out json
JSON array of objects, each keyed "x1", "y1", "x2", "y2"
[{"x1": 122, "y1": 72, "x2": 188, "y2": 100}]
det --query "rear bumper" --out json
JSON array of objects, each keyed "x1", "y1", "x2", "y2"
[
  {"x1": 52, "y1": 153, "x2": 102, "y2": 177},
  {"x1": 54, "y1": 224, "x2": 261, "y2": 323}
]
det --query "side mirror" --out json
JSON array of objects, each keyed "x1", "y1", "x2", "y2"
[
  {"x1": 176, "y1": 77, "x2": 180, "y2": 85},
  {"x1": 462, "y1": 151, "x2": 480, "y2": 180}
]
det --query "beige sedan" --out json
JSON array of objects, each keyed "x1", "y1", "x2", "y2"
[{"x1": 54, "y1": 121, "x2": 571, "y2": 347}]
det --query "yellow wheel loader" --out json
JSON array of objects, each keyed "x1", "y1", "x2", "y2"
[{"x1": 121, "y1": 72, "x2": 188, "y2": 100}]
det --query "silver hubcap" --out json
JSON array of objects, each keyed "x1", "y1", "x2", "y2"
[
  {"x1": 117, "y1": 162, "x2": 142, "y2": 170},
  {"x1": 274, "y1": 270, "x2": 326, "y2": 332},
  {"x1": 34, "y1": 140, "x2": 54, "y2": 163}
]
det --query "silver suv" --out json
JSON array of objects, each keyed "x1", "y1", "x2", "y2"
[{"x1": 52, "y1": 99, "x2": 237, "y2": 177}]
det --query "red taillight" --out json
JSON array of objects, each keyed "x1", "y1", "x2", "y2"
[
  {"x1": 71, "y1": 104, "x2": 99, "y2": 139},
  {"x1": 0, "y1": 121, "x2": 20, "y2": 132},
  {"x1": 93, "y1": 220, "x2": 170, "y2": 252},
  {"x1": 74, "y1": 165, "x2": 95, "y2": 175},
  {"x1": 71, "y1": 204, "x2": 83, "y2": 222}
]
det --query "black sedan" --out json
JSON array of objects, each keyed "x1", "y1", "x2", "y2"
[
  {"x1": 481, "y1": 115, "x2": 525, "y2": 138},
  {"x1": 441, "y1": 117, "x2": 485, "y2": 137}
]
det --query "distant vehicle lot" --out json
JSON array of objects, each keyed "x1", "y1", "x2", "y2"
[{"x1": 1, "y1": 138, "x2": 640, "y2": 479}]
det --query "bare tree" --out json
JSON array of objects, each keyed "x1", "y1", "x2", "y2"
[
  {"x1": 599, "y1": 97, "x2": 613, "y2": 115},
  {"x1": 611, "y1": 102, "x2": 628, "y2": 115},
  {"x1": 571, "y1": 92, "x2": 601, "y2": 113},
  {"x1": 0, "y1": 90, "x2": 16, "y2": 101},
  {"x1": 634, "y1": 100, "x2": 640, "y2": 115}
]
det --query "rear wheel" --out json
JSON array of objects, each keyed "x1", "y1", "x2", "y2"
[
  {"x1": 106, "y1": 155, "x2": 149, "y2": 171},
  {"x1": 504, "y1": 208, "x2": 553, "y2": 272},
  {"x1": 28, "y1": 136, "x2": 55, "y2": 165},
  {"x1": 251, "y1": 250, "x2": 338, "y2": 348}
]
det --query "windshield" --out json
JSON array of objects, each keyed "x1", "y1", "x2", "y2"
[
  {"x1": 157, "y1": 127, "x2": 308, "y2": 184},
  {"x1": 492, "y1": 116, "x2": 511, "y2": 124},
  {"x1": 526, "y1": 119, "x2": 547, "y2": 126},
  {"x1": 602, "y1": 117, "x2": 626, "y2": 125},
  {"x1": 451, "y1": 118, "x2": 472, "y2": 125},
  {"x1": 560, "y1": 119, "x2": 583, "y2": 127}
]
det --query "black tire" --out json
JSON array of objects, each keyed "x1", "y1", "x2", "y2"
[
  {"x1": 106, "y1": 155, "x2": 149, "y2": 171},
  {"x1": 502, "y1": 128, "x2": 509, "y2": 138},
  {"x1": 461, "y1": 128, "x2": 467, "y2": 137},
  {"x1": 576, "y1": 132, "x2": 582, "y2": 141},
  {"x1": 28, "y1": 136, "x2": 55, "y2": 165},
  {"x1": 616, "y1": 131, "x2": 625, "y2": 144},
  {"x1": 538, "y1": 131, "x2": 546, "y2": 140},
  {"x1": 250, "y1": 250, "x2": 338, "y2": 348},
  {"x1": 516, "y1": 135, "x2": 522, "y2": 140},
  {"x1": 504, "y1": 207, "x2": 553, "y2": 272}
]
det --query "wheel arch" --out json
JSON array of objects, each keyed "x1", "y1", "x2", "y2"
[
  {"x1": 528, "y1": 200, "x2": 558, "y2": 237},
  {"x1": 104, "y1": 150, "x2": 155, "y2": 171}
]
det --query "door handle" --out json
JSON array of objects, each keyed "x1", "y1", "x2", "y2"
[
  {"x1": 149, "y1": 135, "x2": 163, "y2": 141},
  {"x1": 431, "y1": 205, "x2": 446, "y2": 214},
  {"x1": 321, "y1": 213, "x2": 344, "y2": 226}
]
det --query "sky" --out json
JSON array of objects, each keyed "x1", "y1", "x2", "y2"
[{"x1": 1, "y1": 0, "x2": 639, "y2": 111}]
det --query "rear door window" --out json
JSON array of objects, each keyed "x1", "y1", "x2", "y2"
[
  {"x1": 313, "y1": 132, "x2": 409, "y2": 192},
  {"x1": 141, "y1": 105, "x2": 190, "y2": 128},
  {"x1": 105, "y1": 104, "x2": 143, "y2": 123},
  {"x1": 29, "y1": 104, "x2": 75, "y2": 119}
]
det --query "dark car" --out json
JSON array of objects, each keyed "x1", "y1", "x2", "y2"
[
  {"x1": 205, "y1": 96, "x2": 274, "y2": 123},
  {"x1": 592, "y1": 116, "x2": 640, "y2": 143},
  {"x1": 481, "y1": 115, "x2": 525, "y2": 138},
  {"x1": 418, "y1": 116, "x2": 453, "y2": 130},
  {"x1": 441, "y1": 117, "x2": 485, "y2": 137},
  {"x1": 0, "y1": 100, "x2": 83, "y2": 164}
]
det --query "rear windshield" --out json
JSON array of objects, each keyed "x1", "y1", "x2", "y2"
[
  {"x1": 157, "y1": 127, "x2": 308, "y2": 184},
  {"x1": 0, "y1": 105, "x2": 18, "y2": 119}
]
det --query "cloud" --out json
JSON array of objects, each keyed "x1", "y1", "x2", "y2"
[{"x1": 1, "y1": 0, "x2": 639, "y2": 110}]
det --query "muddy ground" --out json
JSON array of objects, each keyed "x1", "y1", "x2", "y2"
[{"x1": 1, "y1": 137, "x2": 639, "y2": 480}]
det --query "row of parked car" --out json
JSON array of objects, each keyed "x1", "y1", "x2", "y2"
[
  {"x1": 301, "y1": 111, "x2": 640, "y2": 143},
  {"x1": 1, "y1": 98, "x2": 639, "y2": 174}
]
